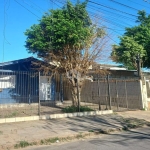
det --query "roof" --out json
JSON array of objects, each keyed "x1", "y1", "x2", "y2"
[
  {"x1": 0, "y1": 57, "x2": 53, "y2": 72},
  {"x1": 0, "y1": 57, "x2": 39, "y2": 66},
  {"x1": 93, "y1": 63, "x2": 127, "y2": 71}
]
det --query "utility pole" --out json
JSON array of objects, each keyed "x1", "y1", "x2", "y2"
[
  {"x1": 136, "y1": 54, "x2": 141, "y2": 79},
  {"x1": 77, "y1": 73, "x2": 80, "y2": 112},
  {"x1": 107, "y1": 75, "x2": 111, "y2": 110}
]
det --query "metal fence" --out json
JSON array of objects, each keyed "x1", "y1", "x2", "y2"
[
  {"x1": 39, "y1": 75, "x2": 143, "y2": 115},
  {"x1": 0, "y1": 71, "x2": 143, "y2": 118},
  {"x1": 0, "y1": 71, "x2": 39, "y2": 118}
]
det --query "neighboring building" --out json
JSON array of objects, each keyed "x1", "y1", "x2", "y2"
[{"x1": 92, "y1": 63, "x2": 138, "y2": 78}]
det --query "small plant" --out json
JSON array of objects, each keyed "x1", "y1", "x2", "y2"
[
  {"x1": 46, "y1": 137, "x2": 59, "y2": 143},
  {"x1": 40, "y1": 140, "x2": 44, "y2": 145},
  {"x1": 14, "y1": 141, "x2": 30, "y2": 149},
  {"x1": 89, "y1": 130, "x2": 94, "y2": 132},
  {"x1": 62, "y1": 106, "x2": 78, "y2": 113},
  {"x1": 11, "y1": 112, "x2": 18, "y2": 117},
  {"x1": 76, "y1": 133, "x2": 83, "y2": 139},
  {"x1": 0, "y1": 131, "x2": 3, "y2": 135},
  {"x1": 62, "y1": 105, "x2": 94, "y2": 113},
  {"x1": 5, "y1": 111, "x2": 18, "y2": 118}
]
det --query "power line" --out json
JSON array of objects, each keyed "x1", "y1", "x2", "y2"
[
  {"x1": 14, "y1": 0, "x2": 40, "y2": 19},
  {"x1": 2, "y1": 0, "x2": 11, "y2": 63},
  {"x1": 80, "y1": 0, "x2": 136, "y2": 27},
  {"x1": 88, "y1": 0, "x2": 138, "y2": 17},
  {"x1": 88, "y1": 10, "x2": 133, "y2": 28},
  {"x1": 87, "y1": 2, "x2": 136, "y2": 22},
  {"x1": 126, "y1": 0, "x2": 150, "y2": 10},
  {"x1": 50, "y1": 0, "x2": 62, "y2": 8},
  {"x1": 21, "y1": 0, "x2": 44, "y2": 15},
  {"x1": 53, "y1": 0, "x2": 127, "y2": 40},
  {"x1": 49, "y1": 0, "x2": 121, "y2": 44},
  {"x1": 109, "y1": 0, "x2": 140, "y2": 11},
  {"x1": 28, "y1": 0, "x2": 46, "y2": 12},
  {"x1": 54, "y1": 0, "x2": 129, "y2": 29},
  {"x1": 110, "y1": 0, "x2": 150, "y2": 15},
  {"x1": 143, "y1": 0, "x2": 150, "y2": 5},
  {"x1": 106, "y1": 34, "x2": 119, "y2": 44},
  {"x1": 68, "y1": 0, "x2": 137, "y2": 28}
]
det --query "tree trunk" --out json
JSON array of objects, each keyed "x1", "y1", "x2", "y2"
[
  {"x1": 70, "y1": 79, "x2": 82, "y2": 107},
  {"x1": 71, "y1": 85, "x2": 78, "y2": 106}
]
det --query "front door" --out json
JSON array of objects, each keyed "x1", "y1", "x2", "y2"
[
  {"x1": 46, "y1": 83, "x2": 51, "y2": 100},
  {"x1": 40, "y1": 76, "x2": 52, "y2": 101}
]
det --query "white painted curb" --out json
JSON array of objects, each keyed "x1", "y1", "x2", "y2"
[
  {"x1": 0, "y1": 116, "x2": 40, "y2": 124},
  {"x1": 0, "y1": 110, "x2": 113, "y2": 124},
  {"x1": 40, "y1": 110, "x2": 113, "y2": 120}
]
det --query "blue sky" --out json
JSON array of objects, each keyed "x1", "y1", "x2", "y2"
[{"x1": 0, "y1": 0, "x2": 150, "y2": 64}]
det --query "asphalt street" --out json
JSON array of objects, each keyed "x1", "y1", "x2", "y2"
[{"x1": 24, "y1": 127, "x2": 150, "y2": 150}]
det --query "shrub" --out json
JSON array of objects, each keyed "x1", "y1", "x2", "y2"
[
  {"x1": 14, "y1": 141, "x2": 30, "y2": 148},
  {"x1": 62, "y1": 106, "x2": 94, "y2": 113}
]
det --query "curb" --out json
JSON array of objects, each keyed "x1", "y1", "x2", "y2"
[
  {"x1": 40, "y1": 110, "x2": 113, "y2": 120},
  {"x1": 0, "y1": 110, "x2": 113, "y2": 124}
]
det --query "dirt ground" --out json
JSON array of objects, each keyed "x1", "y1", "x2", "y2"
[{"x1": 0, "y1": 101, "x2": 128, "y2": 118}]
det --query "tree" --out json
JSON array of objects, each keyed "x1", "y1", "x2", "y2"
[
  {"x1": 25, "y1": 0, "x2": 108, "y2": 106},
  {"x1": 111, "y1": 10, "x2": 150, "y2": 69}
]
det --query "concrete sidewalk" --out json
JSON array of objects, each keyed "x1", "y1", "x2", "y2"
[
  {"x1": 117, "y1": 110, "x2": 150, "y2": 121},
  {"x1": 0, "y1": 110, "x2": 150, "y2": 150}
]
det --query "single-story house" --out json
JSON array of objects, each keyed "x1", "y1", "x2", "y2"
[{"x1": 0, "y1": 57, "x2": 63, "y2": 104}]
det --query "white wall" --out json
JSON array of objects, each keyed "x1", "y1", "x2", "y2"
[
  {"x1": 0, "y1": 75, "x2": 15, "y2": 89},
  {"x1": 39, "y1": 76, "x2": 52, "y2": 101},
  {"x1": 0, "y1": 75, "x2": 16, "y2": 104}
]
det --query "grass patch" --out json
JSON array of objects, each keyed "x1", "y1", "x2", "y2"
[
  {"x1": 14, "y1": 140, "x2": 38, "y2": 149},
  {"x1": 5, "y1": 111, "x2": 18, "y2": 118},
  {"x1": 40, "y1": 137, "x2": 60, "y2": 145},
  {"x1": 118, "y1": 117, "x2": 150, "y2": 130},
  {"x1": 44, "y1": 137, "x2": 59, "y2": 144},
  {"x1": 40, "y1": 133, "x2": 88, "y2": 145},
  {"x1": 14, "y1": 141, "x2": 31, "y2": 149},
  {"x1": 0, "y1": 131, "x2": 3, "y2": 135},
  {"x1": 75, "y1": 133, "x2": 83, "y2": 139},
  {"x1": 62, "y1": 105, "x2": 94, "y2": 113},
  {"x1": 89, "y1": 130, "x2": 94, "y2": 132},
  {"x1": 13, "y1": 130, "x2": 124, "y2": 149},
  {"x1": 40, "y1": 140, "x2": 44, "y2": 145}
]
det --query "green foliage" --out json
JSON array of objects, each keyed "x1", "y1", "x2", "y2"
[
  {"x1": 111, "y1": 10, "x2": 150, "y2": 69},
  {"x1": 24, "y1": 0, "x2": 106, "y2": 106},
  {"x1": 62, "y1": 105, "x2": 94, "y2": 113},
  {"x1": 5, "y1": 111, "x2": 18, "y2": 118},
  {"x1": 44, "y1": 137, "x2": 59, "y2": 144},
  {"x1": 0, "y1": 131, "x2": 3, "y2": 135},
  {"x1": 14, "y1": 141, "x2": 30, "y2": 149},
  {"x1": 41, "y1": 137, "x2": 59, "y2": 145},
  {"x1": 25, "y1": 0, "x2": 102, "y2": 58},
  {"x1": 88, "y1": 130, "x2": 94, "y2": 132},
  {"x1": 112, "y1": 36, "x2": 146, "y2": 69}
]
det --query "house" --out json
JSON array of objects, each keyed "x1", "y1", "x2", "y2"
[
  {"x1": 1, "y1": 57, "x2": 148, "y2": 111},
  {"x1": 0, "y1": 57, "x2": 63, "y2": 104}
]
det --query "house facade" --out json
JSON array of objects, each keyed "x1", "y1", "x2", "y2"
[{"x1": 0, "y1": 57, "x2": 63, "y2": 104}]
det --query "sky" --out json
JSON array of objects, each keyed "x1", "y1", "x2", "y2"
[{"x1": 0, "y1": 0, "x2": 150, "y2": 64}]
